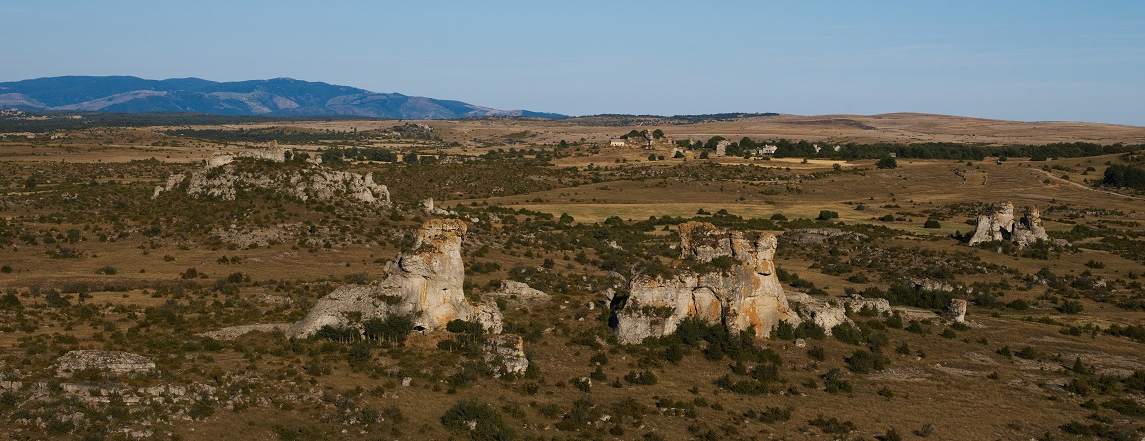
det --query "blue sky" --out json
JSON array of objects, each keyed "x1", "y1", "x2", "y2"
[{"x1": 3, "y1": 1, "x2": 1143, "y2": 125}]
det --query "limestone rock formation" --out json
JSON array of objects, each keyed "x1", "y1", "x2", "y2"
[
  {"x1": 420, "y1": 197, "x2": 457, "y2": 216},
  {"x1": 785, "y1": 293, "x2": 891, "y2": 335},
  {"x1": 793, "y1": 299, "x2": 849, "y2": 333},
  {"x1": 612, "y1": 222, "x2": 800, "y2": 344},
  {"x1": 945, "y1": 299, "x2": 968, "y2": 323},
  {"x1": 488, "y1": 280, "x2": 552, "y2": 305},
  {"x1": 199, "y1": 323, "x2": 291, "y2": 340},
  {"x1": 782, "y1": 228, "x2": 869, "y2": 245},
  {"x1": 153, "y1": 148, "x2": 390, "y2": 206},
  {"x1": 206, "y1": 147, "x2": 287, "y2": 169},
  {"x1": 288, "y1": 220, "x2": 501, "y2": 337},
  {"x1": 1011, "y1": 207, "x2": 1051, "y2": 246},
  {"x1": 967, "y1": 202, "x2": 1052, "y2": 247},
  {"x1": 56, "y1": 350, "x2": 156, "y2": 378},
  {"x1": 483, "y1": 334, "x2": 529, "y2": 377},
  {"x1": 903, "y1": 277, "x2": 957, "y2": 293}
]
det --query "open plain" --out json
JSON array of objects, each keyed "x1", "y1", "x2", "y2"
[{"x1": 1, "y1": 112, "x2": 1144, "y2": 441}]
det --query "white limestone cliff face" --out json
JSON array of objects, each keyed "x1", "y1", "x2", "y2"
[
  {"x1": 613, "y1": 222, "x2": 800, "y2": 344},
  {"x1": 967, "y1": 202, "x2": 1053, "y2": 247},
  {"x1": 153, "y1": 148, "x2": 390, "y2": 206},
  {"x1": 288, "y1": 220, "x2": 501, "y2": 337}
]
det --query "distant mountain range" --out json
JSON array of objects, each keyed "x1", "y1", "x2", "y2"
[{"x1": 0, "y1": 76, "x2": 566, "y2": 120}]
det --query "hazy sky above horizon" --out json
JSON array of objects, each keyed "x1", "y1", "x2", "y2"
[{"x1": 3, "y1": 1, "x2": 1144, "y2": 125}]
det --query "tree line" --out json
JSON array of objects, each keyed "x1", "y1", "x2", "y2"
[{"x1": 674, "y1": 136, "x2": 1142, "y2": 161}]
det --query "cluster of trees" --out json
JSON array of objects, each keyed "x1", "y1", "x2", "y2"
[
  {"x1": 1103, "y1": 164, "x2": 1145, "y2": 191},
  {"x1": 673, "y1": 136, "x2": 1141, "y2": 162}
]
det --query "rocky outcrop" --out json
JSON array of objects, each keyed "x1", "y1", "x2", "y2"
[
  {"x1": 945, "y1": 299, "x2": 967, "y2": 323},
  {"x1": 206, "y1": 147, "x2": 287, "y2": 169},
  {"x1": 483, "y1": 334, "x2": 529, "y2": 377},
  {"x1": 488, "y1": 280, "x2": 552, "y2": 305},
  {"x1": 199, "y1": 323, "x2": 291, "y2": 340},
  {"x1": 1011, "y1": 207, "x2": 1051, "y2": 245},
  {"x1": 612, "y1": 222, "x2": 799, "y2": 344},
  {"x1": 903, "y1": 277, "x2": 958, "y2": 293},
  {"x1": 420, "y1": 197, "x2": 457, "y2": 216},
  {"x1": 785, "y1": 293, "x2": 891, "y2": 334},
  {"x1": 153, "y1": 148, "x2": 390, "y2": 206},
  {"x1": 56, "y1": 350, "x2": 156, "y2": 378},
  {"x1": 967, "y1": 202, "x2": 1053, "y2": 247},
  {"x1": 782, "y1": 228, "x2": 869, "y2": 245},
  {"x1": 288, "y1": 220, "x2": 502, "y2": 337}
]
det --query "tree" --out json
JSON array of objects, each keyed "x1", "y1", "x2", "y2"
[
  {"x1": 817, "y1": 210, "x2": 839, "y2": 220},
  {"x1": 923, "y1": 219, "x2": 941, "y2": 228},
  {"x1": 876, "y1": 156, "x2": 898, "y2": 169},
  {"x1": 652, "y1": 129, "x2": 664, "y2": 139}
]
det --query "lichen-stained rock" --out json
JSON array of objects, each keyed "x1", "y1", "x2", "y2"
[
  {"x1": 483, "y1": 334, "x2": 529, "y2": 377},
  {"x1": 612, "y1": 222, "x2": 799, "y2": 344},
  {"x1": 967, "y1": 202, "x2": 1055, "y2": 247},
  {"x1": 288, "y1": 220, "x2": 502, "y2": 337},
  {"x1": 56, "y1": 350, "x2": 156, "y2": 378}
]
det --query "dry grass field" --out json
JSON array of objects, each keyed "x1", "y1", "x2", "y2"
[{"x1": 1, "y1": 112, "x2": 1144, "y2": 441}]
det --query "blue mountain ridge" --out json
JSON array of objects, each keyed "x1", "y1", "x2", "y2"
[{"x1": 0, "y1": 76, "x2": 566, "y2": 119}]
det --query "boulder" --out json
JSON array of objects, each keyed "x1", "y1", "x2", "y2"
[
  {"x1": 56, "y1": 350, "x2": 156, "y2": 378},
  {"x1": 612, "y1": 222, "x2": 799, "y2": 344},
  {"x1": 288, "y1": 220, "x2": 501, "y2": 337}
]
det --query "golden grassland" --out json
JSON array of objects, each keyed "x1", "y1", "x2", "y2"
[{"x1": 0, "y1": 114, "x2": 1143, "y2": 440}]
